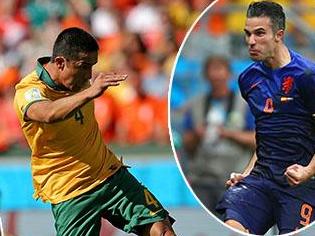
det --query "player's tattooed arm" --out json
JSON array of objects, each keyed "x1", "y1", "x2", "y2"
[{"x1": 285, "y1": 155, "x2": 315, "y2": 186}]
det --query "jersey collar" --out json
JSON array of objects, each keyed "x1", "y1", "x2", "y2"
[{"x1": 36, "y1": 57, "x2": 65, "y2": 91}]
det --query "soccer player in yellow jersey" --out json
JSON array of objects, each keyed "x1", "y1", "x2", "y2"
[{"x1": 14, "y1": 27, "x2": 175, "y2": 236}]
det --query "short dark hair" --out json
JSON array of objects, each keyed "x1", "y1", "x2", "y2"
[
  {"x1": 203, "y1": 56, "x2": 231, "y2": 78},
  {"x1": 247, "y1": 1, "x2": 286, "y2": 32},
  {"x1": 52, "y1": 27, "x2": 99, "y2": 60}
]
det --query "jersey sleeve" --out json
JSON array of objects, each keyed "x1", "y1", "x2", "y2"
[
  {"x1": 237, "y1": 62, "x2": 258, "y2": 101},
  {"x1": 244, "y1": 106, "x2": 255, "y2": 131},
  {"x1": 297, "y1": 69, "x2": 315, "y2": 113},
  {"x1": 238, "y1": 72, "x2": 247, "y2": 100},
  {"x1": 15, "y1": 85, "x2": 49, "y2": 121}
]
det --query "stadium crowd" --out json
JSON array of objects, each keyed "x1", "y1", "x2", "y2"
[
  {"x1": 0, "y1": 0, "x2": 211, "y2": 153},
  {"x1": 1, "y1": 0, "x2": 315, "y2": 154}
]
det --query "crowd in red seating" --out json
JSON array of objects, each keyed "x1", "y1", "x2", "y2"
[
  {"x1": 0, "y1": 0, "x2": 211, "y2": 152},
  {"x1": 3, "y1": 0, "x2": 314, "y2": 153}
]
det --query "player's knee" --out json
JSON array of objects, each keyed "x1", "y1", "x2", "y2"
[
  {"x1": 152, "y1": 221, "x2": 175, "y2": 236},
  {"x1": 142, "y1": 219, "x2": 176, "y2": 236},
  {"x1": 225, "y1": 219, "x2": 249, "y2": 233}
]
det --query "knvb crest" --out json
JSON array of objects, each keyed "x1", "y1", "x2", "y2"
[{"x1": 282, "y1": 76, "x2": 294, "y2": 94}]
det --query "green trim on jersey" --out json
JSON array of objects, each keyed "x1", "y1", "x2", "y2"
[
  {"x1": 36, "y1": 57, "x2": 65, "y2": 91},
  {"x1": 51, "y1": 167, "x2": 172, "y2": 236}
]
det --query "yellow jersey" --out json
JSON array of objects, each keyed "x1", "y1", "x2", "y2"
[{"x1": 14, "y1": 57, "x2": 122, "y2": 204}]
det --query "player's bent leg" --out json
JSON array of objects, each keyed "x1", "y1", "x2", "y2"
[
  {"x1": 216, "y1": 175, "x2": 275, "y2": 235},
  {"x1": 139, "y1": 218, "x2": 176, "y2": 236},
  {"x1": 225, "y1": 219, "x2": 249, "y2": 233},
  {"x1": 98, "y1": 167, "x2": 176, "y2": 235},
  {"x1": 51, "y1": 192, "x2": 102, "y2": 236}
]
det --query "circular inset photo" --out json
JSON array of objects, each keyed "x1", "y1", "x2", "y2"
[{"x1": 169, "y1": 0, "x2": 315, "y2": 235}]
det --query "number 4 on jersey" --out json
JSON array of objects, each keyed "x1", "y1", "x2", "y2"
[
  {"x1": 144, "y1": 189, "x2": 159, "y2": 208},
  {"x1": 263, "y1": 98, "x2": 274, "y2": 113}
]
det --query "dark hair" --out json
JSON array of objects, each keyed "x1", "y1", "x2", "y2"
[
  {"x1": 247, "y1": 1, "x2": 286, "y2": 32},
  {"x1": 52, "y1": 27, "x2": 99, "y2": 60},
  {"x1": 203, "y1": 56, "x2": 231, "y2": 78}
]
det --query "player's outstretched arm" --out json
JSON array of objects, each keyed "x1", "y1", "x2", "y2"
[
  {"x1": 225, "y1": 152, "x2": 257, "y2": 187},
  {"x1": 26, "y1": 73, "x2": 127, "y2": 123},
  {"x1": 285, "y1": 154, "x2": 315, "y2": 186}
]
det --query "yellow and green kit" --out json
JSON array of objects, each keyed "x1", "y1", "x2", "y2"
[{"x1": 14, "y1": 57, "x2": 172, "y2": 235}]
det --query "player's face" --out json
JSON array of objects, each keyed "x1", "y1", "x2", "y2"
[
  {"x1": 61, "y1": 51, "x2": 98, "y2": 92},
  {"x1": 206, "y1": 62, "x2": 230, "y2": 90},
  {"x1": 244, "y1": 16, "x2": 280, "y2": 62}
]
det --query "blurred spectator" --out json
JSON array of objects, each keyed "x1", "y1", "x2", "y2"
[
  {"x1": 286, "y1": 25, "x2": 315, "y2": 60},
  {"x1": 114, "y1": 74, "x2": 151, "y2": 144},
  {"x1": 181, "y1": 56, "x2": 255, "y2": 212},
  {"x1": 61, "y1": 0, "x2": 90, "y2": 30},
  {"x1": 125, "y1": 0, "x2": 164, "y2": 35},
  {"x1": 182, "y1": 7, "x2": 231, "y2": 61},
  {"x1": 3, "y1": 0, "x2": 315, "y2": 155},
  {"x1": 0, "y1": 0, "x2": 212, "y2": 153},
  {"x1": 0, "y1": 0, "x2": 29, "y2": 49},
  {"x1": 167, "y1": 0, "x2": 195, "y2": 30},
  {"x1": 90, "y1": 0, "x2": 120, "y2": 38},
  {"x1": 113, "y1": 0, "x2": 137, "y2": 12},
  {"x1": 94, "y1": 93, "x2": 119, "y2": 143},
  {"x1": 0, "y1": 69, "x2": 25, "y2": 152}
]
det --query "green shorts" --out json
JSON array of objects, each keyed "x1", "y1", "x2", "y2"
[{"x1": 51, "y1": 167, "x2": 173, "y2": 236}]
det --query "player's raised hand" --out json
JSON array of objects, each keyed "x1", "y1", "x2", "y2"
[
  {"x1": 88, "y1": 72, "x2": 127, "y2": 98},
  {"x1": 285, "y1": 164, "x2": 313, "y2": 186},
  {"x1": 225, "y1": 172, "x2": 246, "y2": 187}
]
